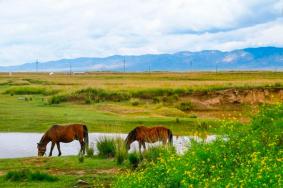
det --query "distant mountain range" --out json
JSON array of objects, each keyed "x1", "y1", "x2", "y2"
[{"x1": 1, "y1": 47, "x2": 283, "y2": 72}]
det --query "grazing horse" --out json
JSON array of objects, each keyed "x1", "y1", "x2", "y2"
[
  {"x1": 125, "y1": 126, "x2": 173, "y2": 153},
  {"x1": 37, "y1": 124, "x2": 88, "y2": 156}
]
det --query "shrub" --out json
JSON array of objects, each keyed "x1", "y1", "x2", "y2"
[
  {"x1": 48, "y1": 95, "x2": 68, "y2": 104},
  {"x1": 85, "y1": 96, "x2": 92, "y2": 104},
  {"x1": 176, "y1": 117, "x2": 180, "y2": 123},
  {"x1": 130, "y1": 98, "x2": 140, "y2": 106},
  {"x1": 143, "y1": 145, "x2": 176, "y2": 162},
  {"x1": 115, "y1": 104, "x2": 283, "y2": 187},
  {"x1": 86, "y1": 143, "x2": 95, "y2": 158},
  {"x1": 97, "y1": 137, "x2": 116, "y2": 158},
  {"x1": 128, "y1": 152, "x2": 141, "y2": 169},
  {"x1": 5, "y1": 169, "x2": 58, "y2": 182},
  {"x1": 178, "y1": 102, "x2": 193, "y2": 111},
  {"x1": 4, "y1": 86, "x2": 58, "y2": 95},
  {"x1": 114, "y1": 138, "x2": 128, "y2": 165},
  {"x1": 75, "y1": 88, "x2": 130, "y2": 103},
  {"x1": 78, "y1": 151, "x2": 84, "y2": 163}
]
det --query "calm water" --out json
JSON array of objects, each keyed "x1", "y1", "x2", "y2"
[{"x1": 0, "y1": 132, "x2": 216, "y2": 158}]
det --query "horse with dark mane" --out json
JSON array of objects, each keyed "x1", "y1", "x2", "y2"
[
  {"x1": 125, "y1": 126, "x2": 173, "y2": 152},
  {"x1": 37, "y1": 124, "x2": 88, "y2": 156}
]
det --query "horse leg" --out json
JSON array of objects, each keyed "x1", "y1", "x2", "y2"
[
  {"x1": 79, "y1": 139, "x2": 85, "y2": 155},
  {"x1": 49, "y1": 142, "x2": 55, "y2": 157},
  {"x1": 142, "y1": 142, "x2": 146, "y2": 151},
  {"x1": 138, "y1": 142, "x2": 142, "y2": 154},
  {"x1": 56, "y1": 142, "x2": 62, "y2": 156}
]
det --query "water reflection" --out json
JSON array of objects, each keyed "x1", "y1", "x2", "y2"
[{"x1": 0, "y1": 132, "x2": 216, "y2": 158}]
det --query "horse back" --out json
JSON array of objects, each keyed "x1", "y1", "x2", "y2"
[
  {"x1": 135, "y1": 126, "x2": 170, "y2": 143},
  {"x1": 47, "y1": 124, "x2": 85, "y2": 143}
]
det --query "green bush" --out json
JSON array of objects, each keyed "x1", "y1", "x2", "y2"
[
  {"x1": 143, "y1": 145, "x2": 176, "y2": 162},
  {"x1": 75, "y1": 88, "x2": 130, "y2": 103},
  {"x1": 86, "y1": 143, "x2": 95, "y2": 158},
  {"x1": 128, "y1": 152, "x2": 141, "y2": 169},
  {"x1": 97, "y1": 137, "x2": 116, "y2": 158},
  {"x1": 48, "y1": 95, "x2": 68, "y2": 104},
  {"x1": 5, "y1": 169, "x2": 58, "y2": 182},
  {"x1": 78, "y1": 151, "x2": 84, "y2": 163},
  {"x1": 115, "y1": 104, "x2": 283, "y2": 187},
  {"x1": 130, "y1": 98, "x2": 140, "y2": 106},
  {"x1": 4, "y1": 86, "x2": 58, "y2": 95},
  {"x1": 178, "y1": 102, "x2": 193, "y2": 111},
  {"x1": 115, "y1": 138, "x2": 128, "y2": 165}
]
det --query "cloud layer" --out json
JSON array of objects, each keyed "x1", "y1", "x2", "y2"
[{"x1": 0, "y1": 0, "x2": 283, "y2": 66}]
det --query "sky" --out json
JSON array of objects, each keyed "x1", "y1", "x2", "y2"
[{"x1": 0, "y1": 0, "x2": 283, "y2": 66}]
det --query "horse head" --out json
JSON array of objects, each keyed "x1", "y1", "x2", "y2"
[
  {"x1": 125, "y1": 138, "x2": 131, "y2": 151},
  {"x1": 37, "y1": 143, "x2": 46, "y2": 156},
  {"x1": 125, "y1": 129, "x2": 137, "y2": 151}
]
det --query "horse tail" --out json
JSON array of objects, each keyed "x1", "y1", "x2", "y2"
[
  {"x1": 168, "y1": 129, "x2": 173, "y2": 145},
  {"x1": 83, "y1": 125, "x2": 89, "y2": 148}
]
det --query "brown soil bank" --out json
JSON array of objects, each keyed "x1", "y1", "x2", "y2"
[{"x1": 187, "y1": 88, "x2": 283, "y2": 106}]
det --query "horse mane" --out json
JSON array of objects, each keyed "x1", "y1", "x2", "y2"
[
  {"x1": 125, "y1": 127, "x2": 137, "y2": 144},
  {"x1": 39, "y1": 133, "x2": 47, "y2": 145},
  {"x1": 39, "y1": 124, "x2": 58, "y2": 144}
]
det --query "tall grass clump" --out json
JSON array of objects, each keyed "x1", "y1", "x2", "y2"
[
  {"x1": 115, "y1": 104, "x2": 283, "y2": 187},
  {"x1": 86, "y1": 142, "x2": 95, "y2": 158},
  {"x1": 128, "y1": 152, "x2": 141, "y2": 169},
  {"x1": 143, "y1": 145, "x2": 176, "y2": 162},
  {"x1": 74, "y1": 88, "x2": 130, "y2": 103},
  {"x1": 97, "y1": 137, "x2": 116, "y2": 158},
  {"x1": 48, "y1": 94, "x2": 68, "y2": 104},
  {"x1": 4, "y1": 86, "x2": 58, "y2": 95},
  {"x1": 5, "y1": 169, "x2": 58, "y2": 182},
  {"x1": 114, "y1": 138, "x2": 128, "y2": 165},
  {"x1": 178, "y1": 101, "x2": 193, "y2": 111}
]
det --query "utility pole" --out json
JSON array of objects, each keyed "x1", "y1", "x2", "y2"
[
  {"x1": 148, "y1": 63, "x2": 151, "y2": 73},
  {"x1": 36, "y1": 59, "x2": 39, "y2": 72},
  {"x1": 190, "y1": 60, "x2": 193, "y2": 72},
  {"x1": 69, "y1": 63, "x2": 72, "y2": 75}
]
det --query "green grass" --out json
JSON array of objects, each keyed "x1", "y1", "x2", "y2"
[
  {"x1": 115, "y1": 138, "x2": 128, "y2": 165},
  {"x1": 97, "y1": 137, "x2": 116, "y2": 158},
  {"x1": 0, "y1": 71, "x2": 282, "y2": 133},
  {"x1": 0, "y1": 92, "x2": 223, "y2": 134},
  {"x1": 0, "y1": 156, "x2": 125, "y2": 187},
  {"x1": 4, "y1": 86, "x2": 58, "y2": 95},
  {"x1": 5, "y1": 169, "x2": 58, "y2": 182},
  {"x1": 115, "y1": 104, "x2": 283, "y2": 187}
]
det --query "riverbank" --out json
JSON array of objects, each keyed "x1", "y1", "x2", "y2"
[{"x1": 0, "y1": 156, "x2": 124, "y2": 187}]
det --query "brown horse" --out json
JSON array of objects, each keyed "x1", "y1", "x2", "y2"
[
  {"x1": 125, "y1": 126, "x2": 173, "y2": 153},
  {"x1": 37, "y1": 124, "x2": 89, "y2": 156}
]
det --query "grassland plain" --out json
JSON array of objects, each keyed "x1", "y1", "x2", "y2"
[
  {"x1": 0, "y1": 71, "x2": 282, "y2": 133},
  {"x1": 0, "y1": 72, "x2": 282, "y2": 187}
]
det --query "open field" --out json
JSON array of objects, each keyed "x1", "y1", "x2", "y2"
[
  {"x1": 0, "y1": 71, "x2": 282, "y2": 133},
  {"x1": 0, "y1": 156, "x2": 125, "y2": 187},
  {"x1": 0, "y1": 72, "x2": 282, "y2": 187}
]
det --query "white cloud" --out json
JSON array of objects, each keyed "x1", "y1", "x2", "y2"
[{"x1": 0, "y1": 0, "x2": 282, "y2": 66}]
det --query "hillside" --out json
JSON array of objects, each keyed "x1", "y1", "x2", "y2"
[{"x1": 1, "y1": 47, "x2": 283, "y2": 72}]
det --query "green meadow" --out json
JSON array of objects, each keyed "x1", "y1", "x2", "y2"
[{"x1": 0, "y1": 71, "x2": 282, "y2": 187}]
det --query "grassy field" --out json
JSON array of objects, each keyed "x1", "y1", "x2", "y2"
[
  {"x1": 0, "y1": 71, "x2": 282, "y2": 134},
  {"x1": 0, "y1": 156, "x2": 125, "y2": 187},
  {"x1": 0, "y1": 71, "x2": 282, "y2": 187}
]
